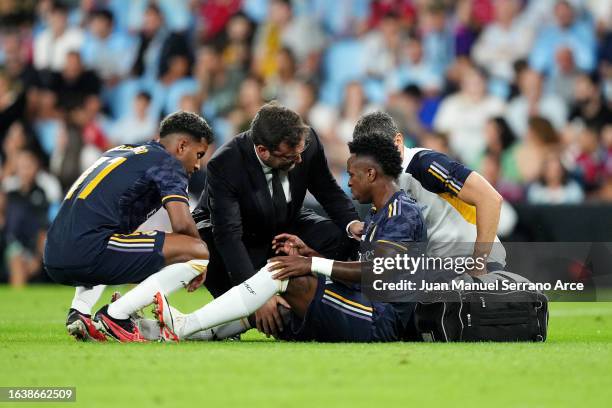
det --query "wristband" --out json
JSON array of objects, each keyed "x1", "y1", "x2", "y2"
[{"x1": 311, "y1": 257, "x2": 334, "y2": 277}]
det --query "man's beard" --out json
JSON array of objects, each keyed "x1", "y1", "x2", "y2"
[{"x1": 279, "y1": 162, "x2": 296, "y2": 172}]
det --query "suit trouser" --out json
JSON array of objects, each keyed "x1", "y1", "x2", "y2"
[{"x1": 200, "y1": 208, "x2": 358, "y2": 298}]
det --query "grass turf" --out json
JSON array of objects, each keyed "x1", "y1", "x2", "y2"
[{"x1": 0, "y1": 285, "x2": 611, "y2": 408}]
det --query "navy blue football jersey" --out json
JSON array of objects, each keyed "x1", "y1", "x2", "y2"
[
  {"x1": 360, "y1": 190, "x2": 425, "y2": 258},
  {"x1": 44, "y1": 141, "x2": 189, "y2": 269}
]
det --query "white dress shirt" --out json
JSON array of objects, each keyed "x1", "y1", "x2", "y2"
[{"x1": 254, "y1": 147, "x2": 291, "y2": 202}]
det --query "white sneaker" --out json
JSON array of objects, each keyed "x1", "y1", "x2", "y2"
[{"x1": 152, "y1": 292, "x2": 184, "y2": 342}]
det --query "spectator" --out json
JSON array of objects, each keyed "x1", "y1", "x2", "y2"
[
  {"x1": 198, "y1": 0, "x2": 243, "y2": 41},
  {"x1": 0, "y1": 71, "x2": 26, "y2": 138},
  {"x1": 472, "y1": 0, "x2": 534, "y2": 82},
  {"x1": 309, "y1": 0, "x2": 370, "y2": 38},
  {"x1": 221, "y1": 12, "x2": 255, "y2": 71},
  {"x1": 368, "y1": 0, "x2": 416, "y2": 30},
  {"x1": 335, "y1": 81, "x2": 380, "y2": 143},
  {"x1": 573, "y1": 126, "x2": 605, "y2": 192},
  {"x1": 80, "y1": 95, "x2": 110, "y2": 154},
  {"x1": 480, "y1": 152, "x2": 524, "y2": 203},
  {"x1": 31, "y1": 86, "x2": 63, "y2": 157},
  {"x1": 1, "y1": 31, "x2": 39, "y2": 92},
  {"x1": 251, "y1": 0, "x2": 294, "y2": 80},
  {"x1": 33, "y1": 2, "x2": 84, "y2": 72},
  {"x1": 4, "y1": 150, "x2": 51, "y2": 286},
  {"x1": 68, "y1": 0, "x2": 97, "y2": 28},
  {"x1": 178, "y1": 94, "x2": 200, "y2": 114},
  {"x1": 386, "y1": 84, "x2": 427, "y2": 145},
  {"x1": 420, "y1": 130, "x2": 451, "y2": 156},
  {"x1": 529, "y1": 0, "x2": 596, "y2": 75},
  {"x1": 506, "y1": 68, "x2": 568, "y2": 137},
  {"x1": 293, "y1": 79, "x2": 317, "y2": 122},
  {"x1": 452, "y1": 0, "x2": 480, "y2": 57},
  {"x1": 130, "y1": 4, "x2": 167, "y2": 81},
  {"x1": 434, "y1": 64, "x2": 505, "y2": 164},
  {"x1": 295, "y1": 80, "x2": 338, "y2": 144},
  {"x1": 109, "y1": 91, "x2": 156, "y2": 146},
  {"x1": 252, "y1": 0, "x2": 325, "y2": 81},
  {"x1": 156, "y1": 54, "x2": 197, "y2": 116},
  {"x1": 50, "y1": 51, "x2": 101, "y2": 110},
  {"x1": 515, "y1": 116, "x2": 561, "y2": 183},
  {"x1": 196, "y1": 44, "x2": 245, "y2": 119},
  {"x1": 479, "y1": 153, "x2": 520, "y2": 236},
  {"x1": 2, "y1": 121, "x2": 46, "y2": 179},
  {"x1": 264, "y1": 47, "x2": 301, "y2": 110},
  {"x1": 227, "y1": 75, "x2": 266, "y2": 135},
  {"x1": 568, "y1": 72, "x2": 612, "y2": 132},
  {"x1": 386, "y1": 34, "x2": 443, "y2": 95},
  {"x1": 598, "y1": 125, "x2": 612, "y2": 200},
  {"x1": 527, "y1": 152, "x2": 584, "y2": 204},
  {"x1": 49, "y1": 103, "x2": 85, "y2": 191},
  {"x1": 362, "y1": 11, "x2": 402, "y2": 79},
  {"x1": 419, "y1": 3, "x2": 454, "y2": 75},
  {"x1": 546, "y1": 47, "x2": 581, "y2": 104},
  {"x1": 474, "y1": 116, "x2": 521, "y2": 183},
  {"x1": 81, "y1": 9, "x2": 135, "y2": 84}
]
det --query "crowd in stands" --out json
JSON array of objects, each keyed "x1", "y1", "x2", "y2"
[{"x1": 0, "y1": 0, "x2": 611, "y2": 284}]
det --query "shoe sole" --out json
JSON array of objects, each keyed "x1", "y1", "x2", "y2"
[
  {"x1": 66, "y1": 319, "x2": 88, "y2": 341},
  {"x1": 67, "y1": 319, "x2": 106, "y2": 342}
]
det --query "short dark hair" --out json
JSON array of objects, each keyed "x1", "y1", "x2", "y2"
[
  {"x1": 90, "y1": 9, "x2": 114, "y2": 24},
  {"x1": 353, "y1": 111, "x2": 400, "y2": 142},
  {"x1": 136, "y1": 91, "x2": 152, "y2": 103},
  {"x1": 51, "y1": 1, "x2": 69, "y2": 14},
  {"x1": 490, "y1": 116, "x2": 516, "y2": 151},
  {"x1": 250, "y1": 102, "x2": 309, "y2": 151},
  {"x1": 348, "y1": 133, "x2": 403, "y2": 179},
  {"x1": 159, "y1": 111, "x2": 214, "y2": 144}
]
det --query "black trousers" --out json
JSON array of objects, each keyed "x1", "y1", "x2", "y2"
[{"x1": 200, "y1": 208, "x2": 358, "y2": 298}]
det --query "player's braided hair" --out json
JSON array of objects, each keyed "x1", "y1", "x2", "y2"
[
  {"x1": 348, "y1": 132, "x2": 403, "y2": 179},
  {"x1": 160, "y1": 111, "x2": 214, "y2": 144}
]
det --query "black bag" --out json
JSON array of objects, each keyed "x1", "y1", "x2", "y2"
[{"x1": 414, "y1": 271, "x2": 549, "y2": 342}]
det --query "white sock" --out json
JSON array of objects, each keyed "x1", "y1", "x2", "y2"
[
  {"x1": 187, "y1": 318, "x2": 251, "y2": 341},
  {"x1": 180, "y1": 264, "x2": 287, "y2": 338},
  {"x1": 71, "y1": 285, "x2": 106, "y2": 315},
  {"x1": 108, "y1": 260, "x2": 207, "y2": 320}
]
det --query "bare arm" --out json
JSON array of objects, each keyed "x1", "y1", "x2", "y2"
[
  {"x1": 165, "y1": 201, "x2": 200, "y2": 239},
  {"x1": 457, "y1": 171, "x2": 503, "y2": 264}
]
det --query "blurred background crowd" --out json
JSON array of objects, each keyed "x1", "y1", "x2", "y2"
[{"x1": 0, "y1": 0, "x2": 611, "y2": 285}]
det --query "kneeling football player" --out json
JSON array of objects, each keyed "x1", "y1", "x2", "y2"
[{"x1": 44, "y1": 112, "x2": 213, "y2": 342}]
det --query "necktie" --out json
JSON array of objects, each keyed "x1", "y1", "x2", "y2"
[{"x1": 271, "y1": 169, "x2": 288, "y2": 227}]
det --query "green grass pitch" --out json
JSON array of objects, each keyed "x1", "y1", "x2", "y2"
[{"x1": 0, "y1": 285, "x2": 611, "y2": 408}]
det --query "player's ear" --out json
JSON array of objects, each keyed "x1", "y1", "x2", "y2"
[
  {"x1": 394, "y1": 133, "x2": 404, "y2": 151},
  {"x1": 177, "y1": 137, "x2": 189, "y2": 154},
  {"x1": 367, "y1": 167, "x2": 377, "y2": 182}
]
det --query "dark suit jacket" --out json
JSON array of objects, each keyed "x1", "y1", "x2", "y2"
[{"x1": 196, "y1": 128, "x2": 358, "y2": 283}]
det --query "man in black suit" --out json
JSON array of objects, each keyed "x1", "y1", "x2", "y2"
[{"x1": 194, "y1": 102, "x2": 361, "y2": 335}]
